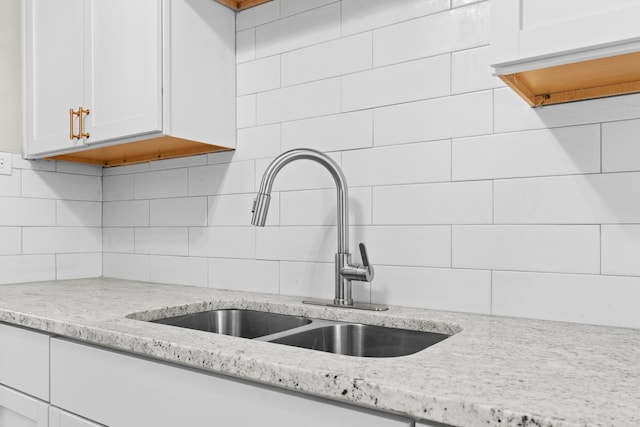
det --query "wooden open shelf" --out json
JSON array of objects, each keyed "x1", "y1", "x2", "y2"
[
  {"x1": 46, "y1": 136, "x2": 231, "y2": 167},
  {"x1": 499, "y1": 51, "x2": 640, "y2": 107},
  {"x1": 215, "y1": 0, "x2": 272, "y2": 10}
]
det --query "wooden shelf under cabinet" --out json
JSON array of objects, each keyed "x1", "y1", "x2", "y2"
[
  {"x1": 46, "y1": 136, "x2": 231, "y2": 167},
  {"x1": 497, "y1": 49, "x2": 640, "y2": 107}
]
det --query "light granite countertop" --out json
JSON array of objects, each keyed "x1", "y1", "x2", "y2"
[{"x1": 0, "y1": 278, "x2": 638, "y2": 427}]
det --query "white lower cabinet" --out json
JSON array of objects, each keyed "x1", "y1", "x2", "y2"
[
  {"x1": 50, "y1": 338, "x2": 413, "y2": 427},
  {"x1": 49, "y1": 408, "x2": 103, "y2": 427},
  {"x1": 0, "y1": 323, "x2": 50, "y2": 401},
  {"x1": 0, "y1": 384, "x2": 49, "y2": 427}
]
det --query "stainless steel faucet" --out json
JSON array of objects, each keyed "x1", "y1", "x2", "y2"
[{"x1": 251, "y1": 148, "x2": 387, "y2": 311}]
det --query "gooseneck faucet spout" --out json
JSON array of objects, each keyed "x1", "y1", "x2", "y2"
[{"x1": 252, "y1": 148, "x2": 386, "y2": 311}]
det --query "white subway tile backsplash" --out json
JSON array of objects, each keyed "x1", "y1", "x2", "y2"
[
  {"x1": 452, "y1": 125, "x2": 601, "y2": 181},
  {"x1": 147, "y1": 155, "x2": 208, "y2": 171},
  {"x1": 103, "y1": 200, "x2": 150, "y2": 227},
  {"x1": 373, "y1": 181, "x2": 492, "y2": 225},
  {"x1": 281, "y1": 0, "x2": 337, "y2": 18},
  {"x1": 281, "y1": 32, "x2": 372, "y2": 87},
  {"x1": 103, "y1": 228, "x2": 135, "y2": 253},
  {"x1": 371, "y1": 265, "x2": 491, "y2": 314},
  {"x1": 135, "y1": 227, "x2": 189, "y2": 256},
  {"x1": 188, "y1": 160, "x2": 255, "y2": 196},
  {"x1": 255, "y1": 3, "x2": 340, "y2": 58},
  {"x1": 56, "y1": 253, "x2": 102, "y2": 280},
  {"x1": 0, "y1": 198, "x2": 56, "y2": 226},
  {"x1": 189, "y1": 226, "x2": 256, "y2": 259},
  {"x1": 236, "y1": 124, "x2": 282, "y2": 161},
  {"x1": 237, "y1": 94, "x2": 257, "y2": 129},
  {"x1": 373, "y1": 3, "x2": 489, "y2": 67},
  {"x1": 11, "y1": 156, "x2": 56, "y2": 171},
  {"x1": 0, "y1": 171, "x2": 20, "y2": 197},
  {"x1": 150, "y1": 197, "x2": 207, "y2": 227},
  {"x1": 342, "y1": 0, "x2": 450, "y2": 37},
  {"x1": 22, "y1": 170, "x2": 101, "y2": 201},
  {"x1": 0, "y1": 227, "x2": 21, "y2": 255},
  {"x1": 280, "y1": 261, "x2": 370, "y2": 302},
  {"x1": 102, "y1": 162, "x2": 150, "y2": 176},
  {"x1": 492, "y1": 271, "x2": 640, "y2": 329},
  {"x1": 281, "y1": 110, "x2": 372, "y2": 153},
  {"x1": 452, "y1": 225, "x2": 600, "y2": 274},
  {"x1": 56, "y1": 201, "x2": 102, "y2": 227},
  {"x1": 342, "y1": 55, "x2": 450, "y2": 111},
  {"x1": 103, "y1": 174, "x2": 135, "y2": 201},
  {"x1": 256, "y1": 226, "x2": 336, "y2": 262},
  {"x1": 0, "y1": 255, "x2": 56, "y2": 285},
  {"x1": 279, "y1": 187, "x2": 371, "y2": 226},
  {"x1": 451, "y1": 46, "x2": 504, "y2": 94},
  {"x1": 209, "y1": 258, "x2": 279, "y2": 293},
  {"x1": 236, "y1": 0, "x2": 281, "y2": 31},
  {"x1": 209, "y1": 193, "x2": 279, "y2": 226},
  {"x1": 23, "y1": 227, "x2": 102, "y2": 254},
  {"x1": 356, "y1": 225, "x2": 451, "y2": 268},
  {"x1": 374, "y1": 90, "x2": 493, "y2": 146},
  {"x1": 602, "y1": 119, "x2": 640, "y2": 173},
  {"x1": 134, "y1": 169, "x2": 188, "y2": 199},
  {"x1": 342, "y1": 140, "x2": 451, "y2": 187},
  {"x1": 602, "y1": 225, "x2": 640, "y2": 276},
  {"x1": 149, "y1": 255, "x2": 208, "y2": 287},
  {"x1": 56, "y1": 161, "x2": 102, "y2": 176},
  {"x1": 494, "y1": 88, "x2": 640, "y2": 133},
  {"x1": 256, "y1": 78, "x2": 341, "y2": 125},
  {"x1": 237, "y1": 55, "x2": 281, "y2": 96},
  {"x1": 103, "y1": 253, "x2": 150, "y2": 282},
  {"x1": 236, "y1": 29, "x2": 256, "y2": 64},
  {"x1": 494, "y1": 173, "x2": 640, "y2": 224}
]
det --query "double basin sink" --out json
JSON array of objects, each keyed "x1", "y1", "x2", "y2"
[{"x1": 150, "y1": 309, "x2": 450, "y2": 358}]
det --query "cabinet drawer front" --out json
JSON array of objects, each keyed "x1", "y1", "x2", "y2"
[
  {"x1": 0, "y1": 324, "x2": 50, "y2": 401},
  {"x1": 0, "y1": 384, "x2": 49, "y2": 427},
  {"x1": 50, "y1": 407, "x2": 103, "y2": 427},
  {"x1": 51, "y1": 338, "x2": 411, "y2": 427}
]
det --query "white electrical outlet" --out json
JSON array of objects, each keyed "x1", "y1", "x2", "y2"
[{"x1": 0, "y1": 153, "x2": 12, "y2": 175}]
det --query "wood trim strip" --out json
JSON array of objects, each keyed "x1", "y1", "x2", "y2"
[
  {"x1": 498, "y1": 51, "x2": 640, "y2": 107},
  {"x1": 46, "y1": 136, "x2": 231, "y2": 167}
]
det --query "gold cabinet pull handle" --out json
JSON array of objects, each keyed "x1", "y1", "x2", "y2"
[
  {"x1": 70, "y1": 108, "x2": 80, "y2": 140},
  {"x1": 79, "y1": 107, "x2": 90, "y2": 139}
]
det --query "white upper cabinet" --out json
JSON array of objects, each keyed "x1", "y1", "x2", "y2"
[
  {"x1": 491, "y1": 0, "x2": 640, "y2": 106},
  {"x1": 83, "y1": 0, "x2": 163, "y2": 145},
  {"x1": 23, "y1": 0, "x2": 235, "y2": 166}
]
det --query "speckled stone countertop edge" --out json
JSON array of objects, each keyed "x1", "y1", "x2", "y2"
[{"x1": 0, "y1": 277, "x2": 638, "y2": 427}]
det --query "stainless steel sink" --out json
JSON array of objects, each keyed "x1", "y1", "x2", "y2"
[
  {"x1": 147, "y1": 308, "x2": 451, "y2": 357},
  {"x1": 151, "y1": 309, "x2": 311, "y2": 339},
  {"x1": 270, "y1": 323, "x2": 449, "y2": 358}
]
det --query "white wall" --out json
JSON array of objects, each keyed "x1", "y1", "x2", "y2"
[
  {"x1": 99, "y1": 0, "x2": 640, "y2": 329},
  {"x1": 0, "y1": 0, "x2": 22, "y2": 153},
  {"x1": 0, "y1": 0, "x2": 102, "y2": 282}
]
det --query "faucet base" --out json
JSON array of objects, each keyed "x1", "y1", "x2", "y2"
[{"x1": 302, "y1": 298, "x2": 388, "y2": 311}]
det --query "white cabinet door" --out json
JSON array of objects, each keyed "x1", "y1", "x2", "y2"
[
  {"x1": 51, "y1": 338, "x2": 412, "y2": 427},
  {"x1": 24, "y1": 0, "x2": 84, "y2": 154},
  {"x1": 83, "y1": 0, "x2": 162, "y2": 144},
  {"x1": 0, "y1": 384, "x2": 48, "y2": 427},
  {"x1": 50, "y1": 407, "x2": 102, "y2": 427},
  {"x1": 24, "y1": 0, "x2": 163, "y2": 156},
  {"x1": 0, "y1": 323, "x2": 50, "y2": 401},
  {"x1": 491, "y1": 0, "x2": 640, "y2": 66}
]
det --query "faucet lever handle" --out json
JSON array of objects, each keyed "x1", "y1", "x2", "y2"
[{"x1": 359, "y1": 243, "x2": 370, "y2": 267}]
